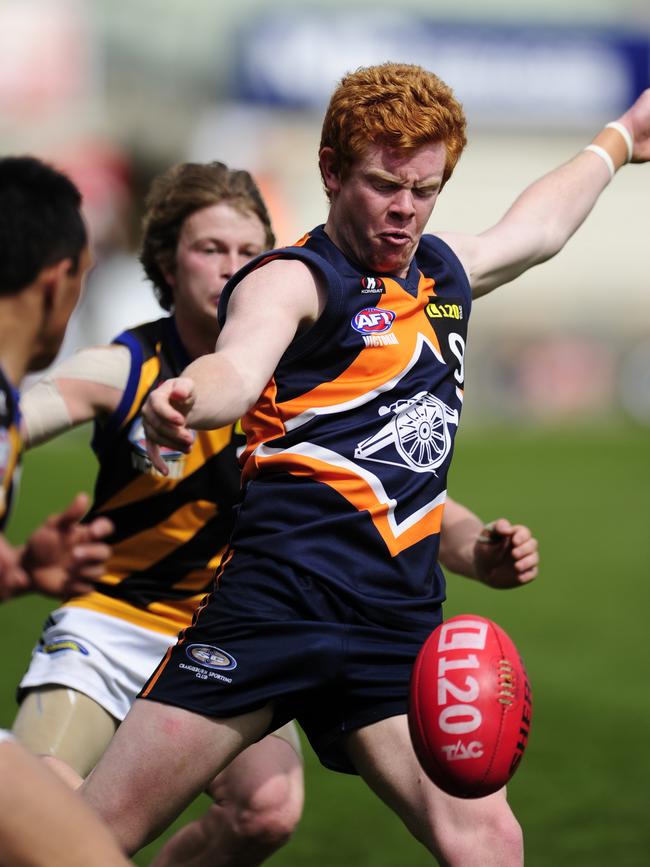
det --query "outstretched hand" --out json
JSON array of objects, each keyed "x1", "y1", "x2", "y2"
[
  {"x1": 142, "y1": 377, "x2": 196, "y2": 476},
  {"x1": 21, "y1": 492, "x2": 114, "y2": 598},
  {"x1": 473, "y1": 518, "x2": 539, "y2": 589},
  {"x1": 619, "y1": 88, "x2": 650, "y2": 163}
]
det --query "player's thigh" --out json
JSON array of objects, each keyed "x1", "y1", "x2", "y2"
[
  {"x1": 344, "y1": 714, "x2": 516, "y2": 854},
  {"x1": 12, "y1": 686, "x2": 117, "y2": 777},
  {"x1": 80, "y1": 698, "x2": 277, "y2": 853},
  {"x1": 207, "y1": 721, "x2": 304, "y2": 815}
]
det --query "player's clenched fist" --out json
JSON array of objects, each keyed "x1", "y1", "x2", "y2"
[
  {"x1": 142, "y1": 377, "x2": 196, "y2": 476},
  {"x1": 474, "y1": 518, "x2": 539, "y2": 589}
]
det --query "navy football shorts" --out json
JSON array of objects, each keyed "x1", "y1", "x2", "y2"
[{"x1": 140, "y1": 549, "x2": 442, "y2": 773}]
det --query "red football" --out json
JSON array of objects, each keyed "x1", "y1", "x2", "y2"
[{"x1": 409, "y1": 614, "x2": 532, "y2": 799}]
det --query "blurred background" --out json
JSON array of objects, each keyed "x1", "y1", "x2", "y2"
[
  {"x1": 1, "y1": 1, "x2": 649, "y2": 865},
  {"x1": 2, "y1": 0, "x2": 650, "y2": 424}
]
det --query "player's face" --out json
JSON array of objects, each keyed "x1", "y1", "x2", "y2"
[
  {"x1": 322, "y1": 141, "x2": 446, "y2": 278},
  {"x1": 169, "y1": 202, "x2": 267, "y2": 332}
]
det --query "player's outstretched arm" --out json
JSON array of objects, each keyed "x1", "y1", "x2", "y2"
[
  {"x1": 20, "y1": 345, "x2": 130, "y2": 448},
  {"x1": 440, "y1": 498, "x2": 538, "y2": 589},
  {"x1": 439, "y1": 88, "x2": 650, "y2": 298},
  {"x1": 143, "y1": 258, "x2": 325, "y2": 475}
]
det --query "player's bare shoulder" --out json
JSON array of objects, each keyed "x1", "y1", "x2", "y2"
[
  {"x1": 235, "y1": 256, "x2": 326, "y2": 329},
  {"x1": 434, "y1": 231, "x2": 477, "y2": 284}
]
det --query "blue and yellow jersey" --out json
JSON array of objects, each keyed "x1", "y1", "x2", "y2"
[
  {"x1": 218, "y1": 226, "x2": 472, "y2": 628},
  {"x1": 0, "y1": 366, "x2": 22, "y2": 532},
  {"x1": 65, "y1": 317, "x2": 244, "y2": 636}
]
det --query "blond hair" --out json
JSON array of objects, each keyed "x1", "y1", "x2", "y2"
[{"x1": 140, "y1": 162, "x2": 275, "y2": 311}]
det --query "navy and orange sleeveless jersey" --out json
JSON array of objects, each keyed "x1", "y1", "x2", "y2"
[
  {"x1": 0, "y1": 366, "x2": 22, "y2": 532},
  {"x1": 64, "y1": 317, "x2": 244, "y2": 635},
  {"x1": 218, "y1": 225, "x2": 472, "y2": 627}
]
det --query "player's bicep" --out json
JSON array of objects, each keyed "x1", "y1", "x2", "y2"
[
  {"x1": 437, "y1": 227, "x2": 541, "y2": 299},
  {"x1": 217, "y1": 259, "x2": 323, "y2": 396}
]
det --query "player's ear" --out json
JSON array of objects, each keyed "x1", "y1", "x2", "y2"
[
  {"x1": 159, "y1": 257, "x2": 177, "y2": 293},
  {"x1": 319, "y1": 147, "x2": 342, "y2": 197},
  {"x1": 39, "y1": 258, "x2": 74, "y2": 310}
]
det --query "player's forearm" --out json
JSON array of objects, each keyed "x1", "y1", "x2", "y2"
[
  {"x1": 471, "y1": 155, "x2": 609, "y2": 297},
  {"x1": 0, "y1": 540, "x2": 29, "y2": 600},
  {"x1": 439, "y1": 499, "x2": 483, "y2": 579},
  {"x1": 183, "y1": 352, "x2": 261, "y2": 430},
  {"x1": 470, "y1": 122, "x2": 633, "y2": 298},
  {"x1": 501, "y1": 153, "x2": 609, "y2": 257}
]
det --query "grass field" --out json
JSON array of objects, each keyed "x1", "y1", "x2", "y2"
[{"x1": 1, "y1": 422, "x2": 649, "y2": 866}]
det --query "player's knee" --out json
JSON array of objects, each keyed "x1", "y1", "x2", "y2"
[
  {"x1": 243, "y1": 775, "x2": 302, "y2": 847},
  {"x1": 433, "y1": 800, "x2": 523, "y2": 867},
  {"x1": 224, "y1": 773, "x2": 303, "y2": 850},
  {"x1": 480, "y1": 809, "x2": 523, "y2": 866}
]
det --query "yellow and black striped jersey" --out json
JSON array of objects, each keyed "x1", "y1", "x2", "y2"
[
  {"x1": 65, "y1": 317, "x2": 244, "y2": 635},
  {"x1": 0, "y1": 366, "x2": 22, "y2": 532}
]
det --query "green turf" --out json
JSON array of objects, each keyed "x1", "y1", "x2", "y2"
[{"x1": 1, "y1": 423, "x2": 649, "y2": 865}]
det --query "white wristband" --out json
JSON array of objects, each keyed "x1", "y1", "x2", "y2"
[
  {"x1": 605, "y1": 121, "x2": 634, "y2": 162},
  {"x1": 584, "y1": 144, "x2": 615, "y2": 179}
]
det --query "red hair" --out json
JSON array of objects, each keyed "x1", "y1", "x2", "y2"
[{"x1": 320, "y1": 62, "x2": 467, "y2": 194}]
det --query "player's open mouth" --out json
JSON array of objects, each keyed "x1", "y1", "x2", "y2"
[{"x1": 378, "y1": 232, "x2": 412, "y2": 247}]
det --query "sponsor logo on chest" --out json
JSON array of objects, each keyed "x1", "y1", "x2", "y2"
[{"x1": 360, "y1": 276, "x2": 386, "y2": 295}]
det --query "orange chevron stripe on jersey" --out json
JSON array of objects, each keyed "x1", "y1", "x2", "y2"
[
  {"x1": 262, "y1": 276, "x2": 442, "y2": 427},
  {"x1": 217, "y1": 226, "x2": 470, "y2": 615},
  {"x1": 247, "y1": 445, "x2": 446, "y2": 556},
  {"x1": 240, "y1": 273, "x2": 453, "y2": 554}
]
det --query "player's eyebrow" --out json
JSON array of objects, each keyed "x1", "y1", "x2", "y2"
[{"x1": 365, "y1": 168, "x2": 441, "y2": 192}]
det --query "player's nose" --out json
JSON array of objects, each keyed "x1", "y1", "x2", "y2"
[{"x1": 389, "y1": 188, "x2": 416, "y2": 219}]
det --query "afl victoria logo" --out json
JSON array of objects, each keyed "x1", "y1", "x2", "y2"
[
  {"x1": 352, "y1": 307, "x2": 395, "y2": 334},
  {"x1": 186, "y1": 644, "x2": 238, "y2": 671}
]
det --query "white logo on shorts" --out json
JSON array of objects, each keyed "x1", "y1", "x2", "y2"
[{"x1": 185, "y1": 644, "x2": 237, "y2": 671}]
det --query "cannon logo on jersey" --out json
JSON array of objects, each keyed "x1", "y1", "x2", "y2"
[
  {"x1": 251, "y1": 334, "x2": 459, "y2": 553},
  {"x1": 128, "y1": 416, "x2": 194, "y2": 479},
  {"x1": 360, "y1": 276, "x2": 386, "y2": 294},
  {"x1": 355, "y1": 391, "x2": 459, "y2": 474}
]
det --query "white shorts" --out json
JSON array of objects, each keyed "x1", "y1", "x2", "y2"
[
  {"x1": 18, "y1": 608, "x2": 303, "y2": 759},
  {"x1": 18, "y1": 608, "x2": 178, "y2": 721}
]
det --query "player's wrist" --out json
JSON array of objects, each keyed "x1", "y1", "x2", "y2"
[
  {"x1": 1, "y1": 546, "x2": 31, "y2": 598},
  {"x1": 584, "y1": 122, "x2": 634, "y2": 179}
]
